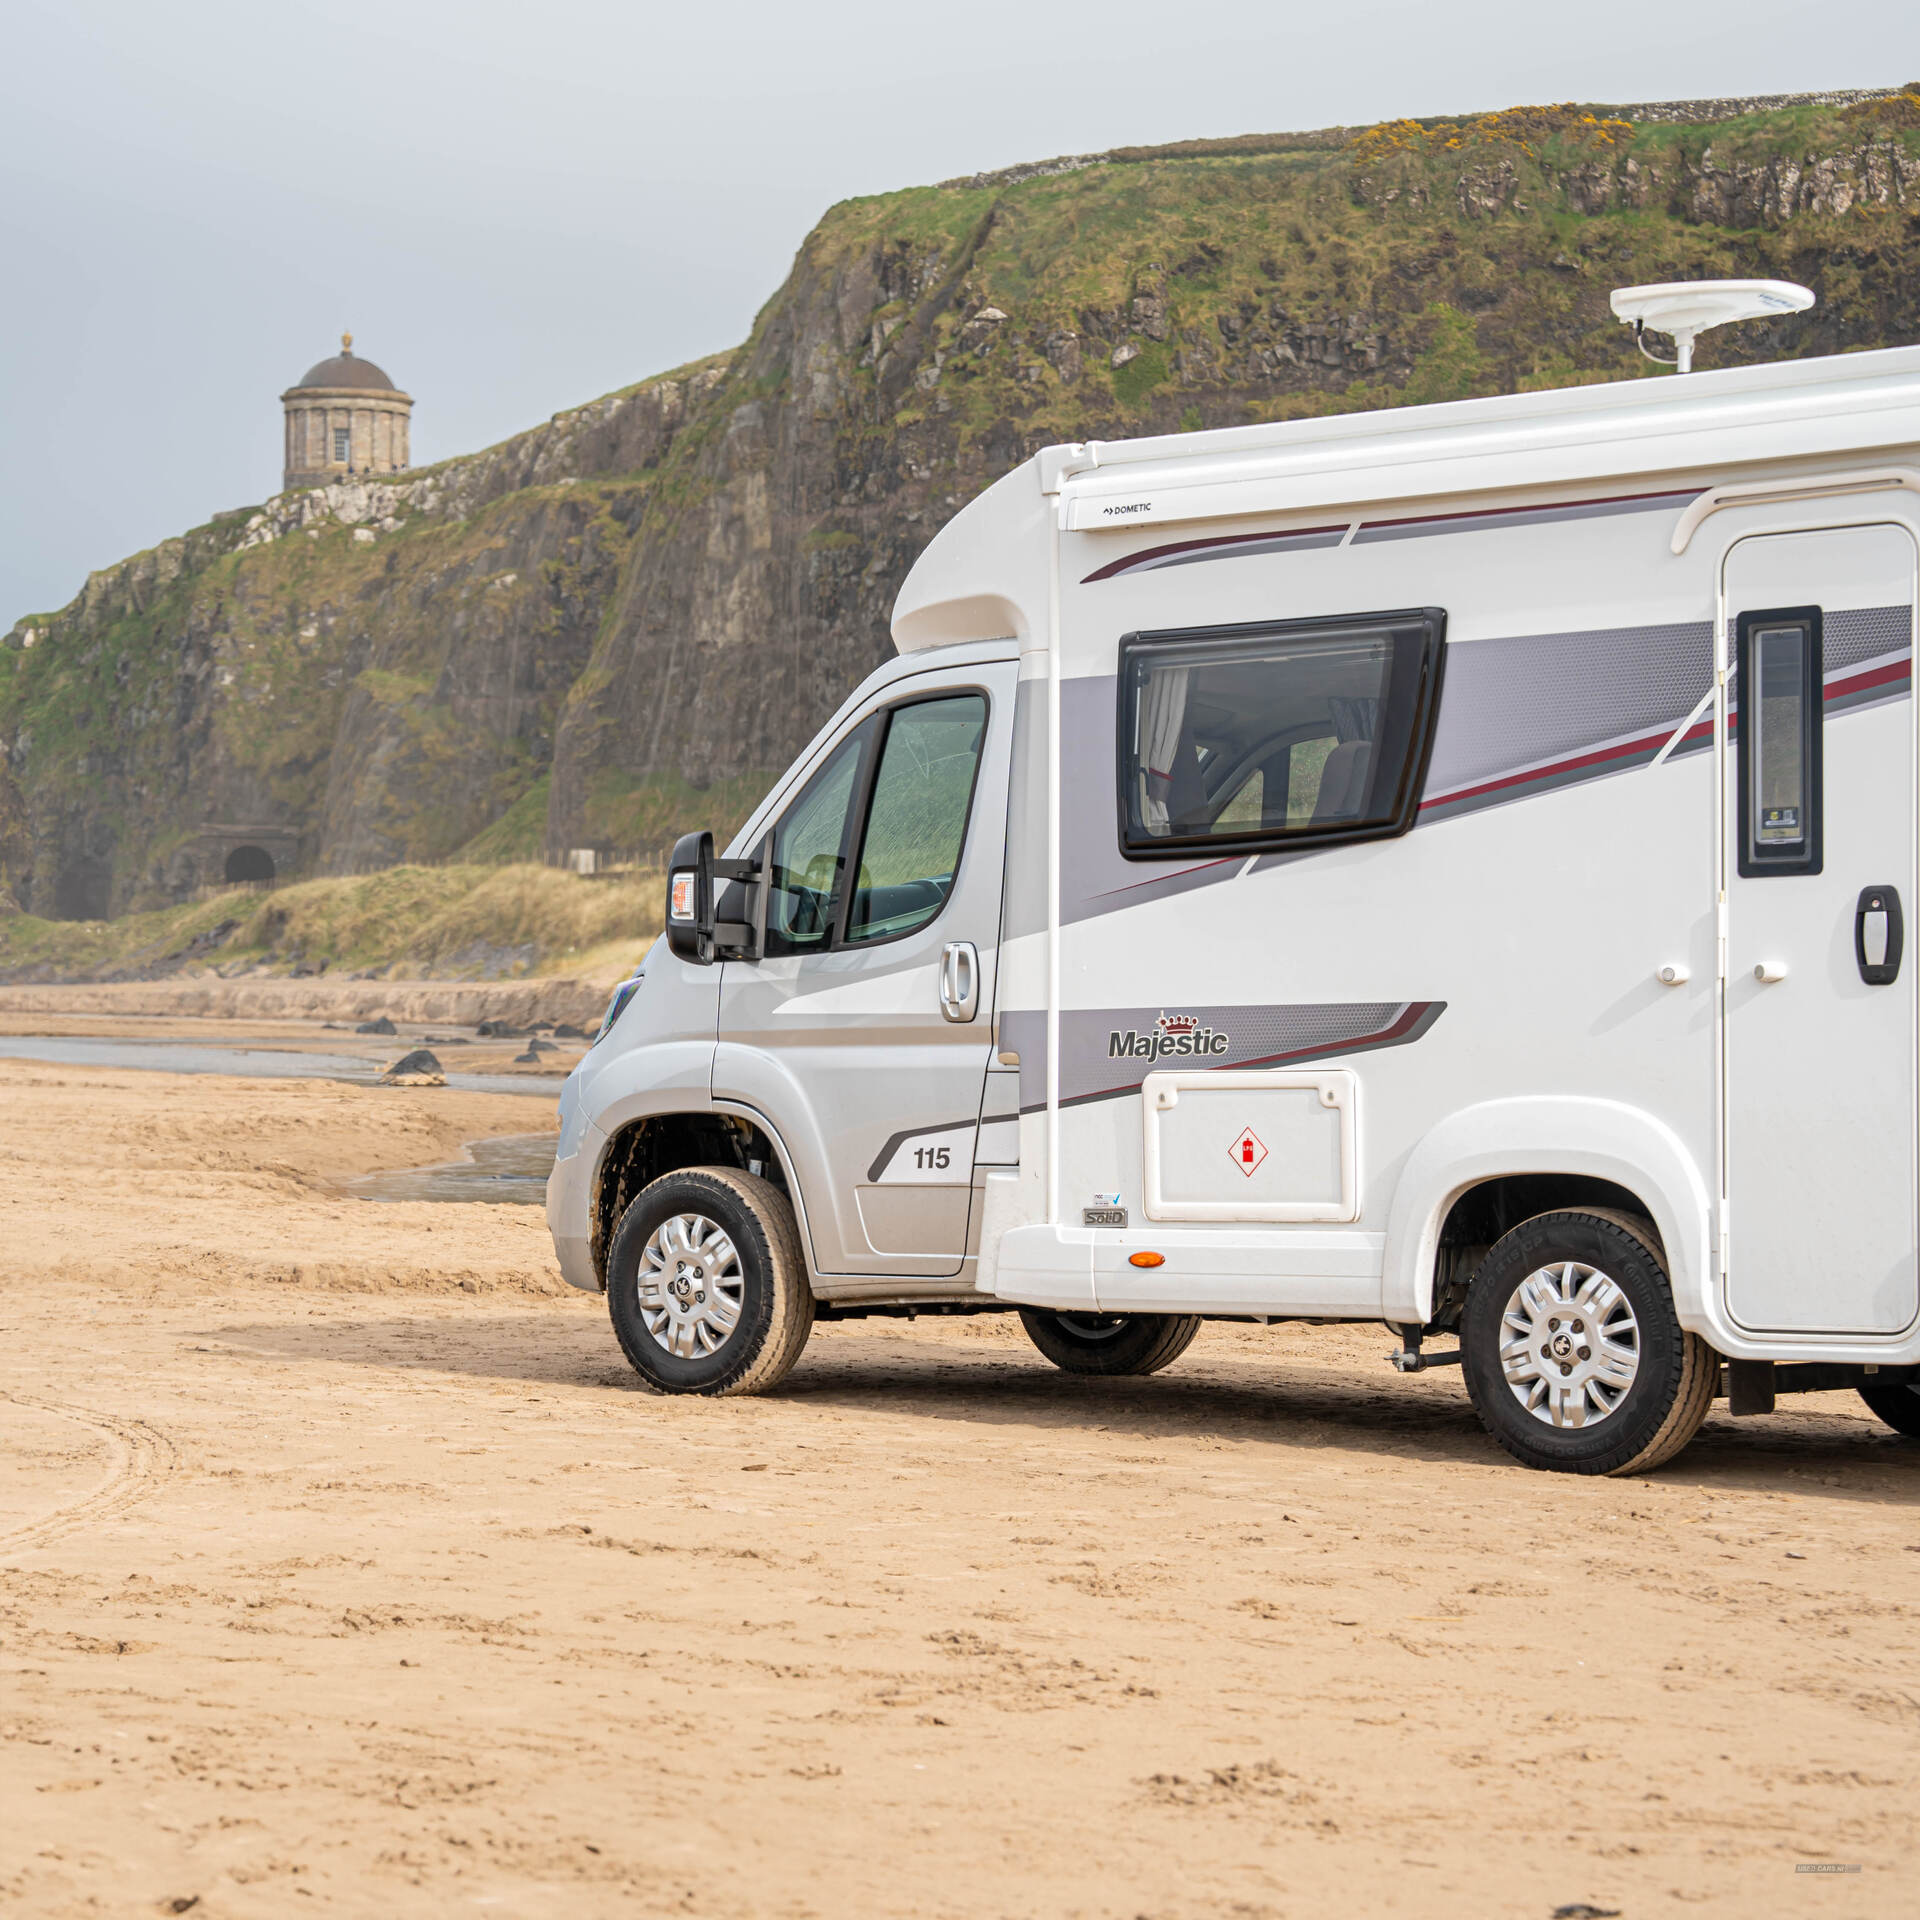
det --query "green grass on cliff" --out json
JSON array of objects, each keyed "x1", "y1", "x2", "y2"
[
  {"x1": 0, "y1": 863, "x2": 663, "y2": 986},
  {"x1": 810, "y1": 89, "x2": 1920, "y2": 457}
]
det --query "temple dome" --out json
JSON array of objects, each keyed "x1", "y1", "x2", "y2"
[
  {"x1": 280, "y1": 332, "x2": 413, "y2": 491},
  {"x1": 291, "y1": 333, "x2": 397, "y2": 391}
]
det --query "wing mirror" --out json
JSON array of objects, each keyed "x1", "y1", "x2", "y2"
[{"x1": 665, "y1": 830, "x2": 762, "y2": 964}]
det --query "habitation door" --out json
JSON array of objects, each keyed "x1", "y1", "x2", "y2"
[
  {"x1": 713, "y1": 663, "x2": 1015, "y2": 1280},
  {"x1": 1722, "y1": 523, "x2": 1918, "y2": 1334}
]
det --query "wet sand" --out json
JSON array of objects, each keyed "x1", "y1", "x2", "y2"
[
  {"x1": 0, "y1": 1007, "x2": 587, "y2": 1086},
  {"x1": 0, "y1": 1057, "x2": 1914, "y2": 1918},
  {"x1": 0, "y1": 973, "x2": 615, "y2": 1031}
]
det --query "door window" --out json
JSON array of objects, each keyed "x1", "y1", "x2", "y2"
[
  {"x1": 764, "y1": 719, "x2": 874, "y2": 955},
  {"x1": 1736, "y1": 607, "x2": 1823, "y2": 877},
  {"x1": 847, "y1": 694, "x2": 988, "y2": 943},
  {"x1": 1118, "y1": 609, "x2": 1445, "y2": 856},
  {"x1": 759, "y1": 690, "x2": 989, "y2": 957}
]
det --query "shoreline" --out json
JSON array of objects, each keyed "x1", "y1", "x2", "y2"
[{"x1": 0, "y1": 972, "x2": 616, "y2": 1029}]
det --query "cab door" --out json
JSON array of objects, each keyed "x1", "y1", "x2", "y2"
[
  {"x1": 1722, "y1": 523, "x2": 1918, "y2": 1334},
  {"x1": 715, "y1": 663, "x2": 1015, "y2": 1279}
]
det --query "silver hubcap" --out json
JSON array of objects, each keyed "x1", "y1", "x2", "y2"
[
  {"x1": 1499, "y1": 1260, "x2": 1640, "y2": 1428},
  {"x1": 1057, "y1": 1313, "x2": 1129, "y2": 1342},
  {"x1": 636, "y1": 1213, "x2": 744, "y2": 1359}
]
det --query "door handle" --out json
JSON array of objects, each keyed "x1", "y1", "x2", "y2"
[
  {"x1": 939, "y1": 942, "x2": 979, "y2": 1023},
  {"x1": 1856, "y1": 885, "x2": 1904, "y2": 986}
]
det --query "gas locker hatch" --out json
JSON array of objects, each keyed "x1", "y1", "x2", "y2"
[{"x1": 1141, "y1": 1068, "x2": 1360, "y2": 1223}]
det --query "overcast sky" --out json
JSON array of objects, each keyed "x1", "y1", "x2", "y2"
[{"x1": 3, "y1": 0, "x2": 1913, "y2": 624}]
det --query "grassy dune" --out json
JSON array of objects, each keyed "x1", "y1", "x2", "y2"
[{"x1": 0, "y1": 863, "x2": 664, "y2": 986}]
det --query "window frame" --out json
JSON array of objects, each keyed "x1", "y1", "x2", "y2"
[
  {"x1": 1113, "y1": 607, "x2": 1448, "y2": 861},
  {"x1": 758, "y1": 684, "x2": 992, "y2": 957},
  {"x1": 1734, "y1": 605, "x2": 1824, "y2": 879}
]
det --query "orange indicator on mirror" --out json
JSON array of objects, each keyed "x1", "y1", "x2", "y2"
[{"x1": 1128, "y1": 1251, "x2": 1166, "y2": 1268}]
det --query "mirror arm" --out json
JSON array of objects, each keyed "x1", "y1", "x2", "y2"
[{"x1": 712, "y1": 855, "x2": 762, "y2": 957}]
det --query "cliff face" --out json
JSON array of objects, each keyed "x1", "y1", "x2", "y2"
[
  {"x1": 0, "y1": 367, "x2": 723, "y2": 915},
  {"x1": 7, "y1": 88, "x2": 1920, "y2": 916}
]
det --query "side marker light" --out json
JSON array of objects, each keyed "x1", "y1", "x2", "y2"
[{"x1": 1129, "y1": 1251, "x2": 1165, "y2": 1269}]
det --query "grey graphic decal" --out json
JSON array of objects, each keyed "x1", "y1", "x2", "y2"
[
  {"x1": 999, "y1": 1000, "x2": 1445, "y2": 1113},
  {"x1": 866, "y1": 1118, "x2": 978, "y2": 1184},
  {"x1": 1419, "y1": 603, "x2": 1911, "y2": 825},
  {"x1": 1042, "y1": 606, "x2": 1913, "y2": 919}
]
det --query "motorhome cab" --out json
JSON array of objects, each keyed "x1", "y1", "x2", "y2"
[{"x1": 548, "y1": 288, "x2": 1920, "y2": 1473}]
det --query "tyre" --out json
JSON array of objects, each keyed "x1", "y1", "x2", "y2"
[
  {"x1": 605, "y1": 1167, "x2": 814, "y2": 1396},
  {"x1": 1858, "y1": 1377, "x2": 1920, "y2": 1436},
  {"x1": 1017, "y1": 1308, "x2": 1201, "y2": 1377},
  {"x1": 1461, "y1": 1208, "x2": 1717, "y2": 1476}
]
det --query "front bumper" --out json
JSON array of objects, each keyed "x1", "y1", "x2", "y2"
[{"x1": 545, "y1": 1115, "x2": 605, "y2": 1293}]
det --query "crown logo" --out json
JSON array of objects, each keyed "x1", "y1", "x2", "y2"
[{"x1": 1156, "y1": 1012, "x2": 1199, "y2": 1036}]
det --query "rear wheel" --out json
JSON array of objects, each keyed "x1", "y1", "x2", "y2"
[
  {"x1": 1858, "y1": 1378, "x2": 1920, "y2": 1436},
  {"x1": 1462, "y1": 1208, "x2": 1716, "y2": 1476},
  {"x1": 1017, "y1": 1308, "x2": 1200, "y2": 1377},
  {"x1": 606, "y1": 1167, "x2": 813, "y2": 1396}
]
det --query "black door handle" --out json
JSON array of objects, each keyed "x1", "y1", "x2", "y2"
[{"x1": 1855, "y1": 885, "x2": 1904, "y2": 985}]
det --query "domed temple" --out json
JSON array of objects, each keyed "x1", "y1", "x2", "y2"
[{"x1": 281, "y1": 334, "x2": 413, "y2": 491}]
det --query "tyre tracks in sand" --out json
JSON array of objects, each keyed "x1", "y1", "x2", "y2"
[{"x1": 0, "y1": 1392, "x2": 178, "y2": 1554}]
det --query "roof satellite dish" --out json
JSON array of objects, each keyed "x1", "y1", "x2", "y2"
[{"x1": 1610, "y1": 279, "x2": 1815, "y2": 373}]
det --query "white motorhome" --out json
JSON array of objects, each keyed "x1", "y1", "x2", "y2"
[{"x1": 547, "y1": 306, "x2": 1920, "y2": 1473}]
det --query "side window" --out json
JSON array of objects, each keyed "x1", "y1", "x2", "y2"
[
  {"x1": 1118, "y1": 610, "x2": 1446, "y2": 856},
  {"x1": 1736, "y1": 607, "x2": 1823, "y2": 877},
  {"x1": 847, "y1": 694, "x2": 988, "y2": 944},
  {"x1": 763, "y1": 719, "x2": 874, "y2": 955},
  {"x1": 757, "y1": 690, "x2": 987, "y2": 957}
]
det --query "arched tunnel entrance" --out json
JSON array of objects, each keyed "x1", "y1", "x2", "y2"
[{"x1": 224, "y1": 844, "x2": 276, "y2": 885}]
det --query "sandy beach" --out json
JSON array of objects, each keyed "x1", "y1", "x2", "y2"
[{"x1": 0, "y1": 1040, "x2": 1914, "y2": 1918}]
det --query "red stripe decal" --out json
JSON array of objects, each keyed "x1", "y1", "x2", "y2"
[
  {"x1": 1420, "y1": 655, "x2": 1912, "y2": 814},
  {"x1": 1089, "y1": 855, "x2": 1243, "y2": 901},
  {"x1": 1358, "y1": 487, "x2": 1700, "y2": 535},
  {"x1": 1082, "y1": 524, "x2": 1348, "y2": 584}
]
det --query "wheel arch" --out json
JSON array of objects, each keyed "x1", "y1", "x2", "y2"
[
  {"x1": 1382, "y1": 1098, "x2": 1713, "y2": 1331},
  {"x1": 590, "y1": 1108, "x2": 802, "y2": 1288}
]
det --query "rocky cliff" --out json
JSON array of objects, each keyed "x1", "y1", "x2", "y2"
[{"x1": 7, "y1": 86, "x2": 1920, "y2": 917}]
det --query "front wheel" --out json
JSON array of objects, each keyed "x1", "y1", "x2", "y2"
[
  {"x1": 606, "y1": 1167, "x2": 813, "y2": 1396},
  {"x1": 1017, "y1": 1308, "x2": 1200, "y2": 1377},
  {"x1": 1858, "y1": 1377, "x2": 1920, "y2": 1436},
  {"x1": 1462, "y1": 1209, "x2": 1716, "y2": 1476}
]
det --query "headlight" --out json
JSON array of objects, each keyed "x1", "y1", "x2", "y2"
[{"x1": 592, "y1": 972, "x2": 644, "y2": 1047}]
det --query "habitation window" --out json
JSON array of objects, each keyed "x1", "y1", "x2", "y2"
[
  {"x1": 1117, "y1": 609, "x2": 1446, "y2": 857},
  {"x1": 333, "y1": 426, "x2": 351, "y2": 463},
  {"x1": 1736, "y1": 607, "x2": 1823, "y2": 877}
]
